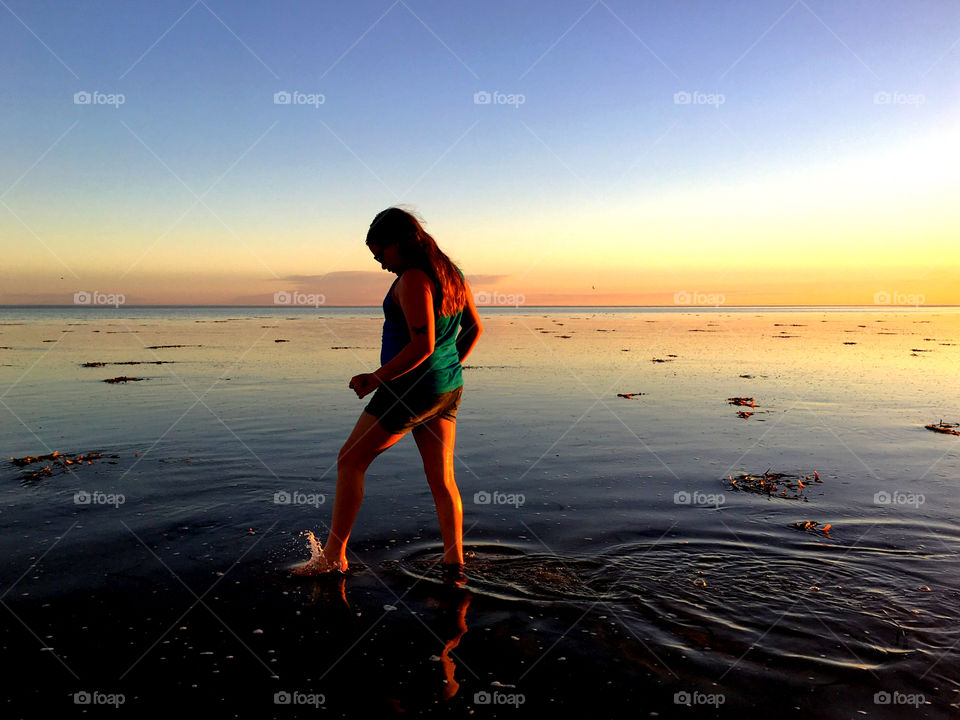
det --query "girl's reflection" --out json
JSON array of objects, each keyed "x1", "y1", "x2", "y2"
[{"x1": 435, "y1": 571, "x2": 471, "y2": 700}]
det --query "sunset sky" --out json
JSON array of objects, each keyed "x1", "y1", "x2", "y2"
[{"x1": 1, "y1": 0, "x2": 958, "y2": 306}]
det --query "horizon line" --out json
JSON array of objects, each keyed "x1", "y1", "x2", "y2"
[{"x1": 1, "y1": 304, "x2": 957, "y2": 309}]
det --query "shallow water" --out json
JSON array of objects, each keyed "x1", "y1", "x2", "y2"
[{"x1": 1, "y1": 306, "x2": 958, "y2": 717}]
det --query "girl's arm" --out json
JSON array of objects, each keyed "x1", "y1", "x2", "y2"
[{"x1": 369, "y1": 269, "x2": 435, "y2": 385}]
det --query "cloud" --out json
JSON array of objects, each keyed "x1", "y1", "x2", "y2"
[
  {"x1": 465, "y1": 274, "x2": 510, "y2": 284},
  {"x1": 255, "y1": 271, "x2": 514, "y2": 305}
]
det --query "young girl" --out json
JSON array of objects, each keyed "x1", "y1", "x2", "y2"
[{"x1": 294, "y1": 207, "x2": 483, "y2": 575}]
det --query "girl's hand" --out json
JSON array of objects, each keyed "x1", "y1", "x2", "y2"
[{"x1": 349, "y1": 373, "x2": 380, "y2": 399}]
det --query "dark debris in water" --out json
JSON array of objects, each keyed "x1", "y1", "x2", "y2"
[
  {"x1": 925, "y1": 420, "x2": 960, "y2": 436},
  {"x1": 728, "y1": 469, "x2": 821, "y2": 500},
  {"x1": 81, "y1": 361, "x2": 174, "y2": 367},
  {"x1": 617, "y1": 392, "x2": 646, "y2": 399},
  {"x1": 10, "y1": 450, "x2": 119, "y2": 483},
  {"x1": 792, "y1": 520, "x2": 832, "y2": 537},
  {"x1": 103, "y1": 376, "x2": 145, "y2": 383},
  {"x1": 728, "y1": 397, "x2": 755, "y2": 407}
]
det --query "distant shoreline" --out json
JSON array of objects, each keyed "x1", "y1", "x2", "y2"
[{"x1": 1, "y1": 304, "x2": 958, "y2": 310}]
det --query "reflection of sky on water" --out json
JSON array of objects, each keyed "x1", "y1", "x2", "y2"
[{"x1": 0, "y1": 307, "x2": 957, "y2": 714}]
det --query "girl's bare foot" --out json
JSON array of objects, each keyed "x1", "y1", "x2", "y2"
[
  {"x1": 291, "y1": 552, "x2": 345, "y2": 576},
  {"x1": 291, "y1": 531, "x2": 348, "y2": 576}
]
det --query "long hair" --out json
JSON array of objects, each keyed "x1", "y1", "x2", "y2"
[{"x1": 366, "y1": 207, "x2": 467, "y2": 316}]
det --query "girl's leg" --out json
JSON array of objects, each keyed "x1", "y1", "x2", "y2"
[
  {"x1": 412, "y1": 415, "x2": 463, "y2": 565},
  {"x1": 323, "y1": 411, "x2": 407, "y2": 569}
]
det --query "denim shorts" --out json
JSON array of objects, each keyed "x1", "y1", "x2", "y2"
[{"x1": 364, "y1": 383, "x2": 463, "y2": 434}]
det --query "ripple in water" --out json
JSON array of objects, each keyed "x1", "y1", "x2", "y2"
[
  {"x1": 389, "y1": 536, "x2": 958, "y2": 683},
  {"x1": 388, "y1": 544, "x2": 613, "y2": 603}
]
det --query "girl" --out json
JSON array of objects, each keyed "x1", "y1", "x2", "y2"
[{"x1": 294, "y1": 207, "x2": 483, "y2": 575}]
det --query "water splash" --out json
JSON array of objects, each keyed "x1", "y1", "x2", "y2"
[{"x1": 290, "y1": 530, "x2": 341, "y2": 576}]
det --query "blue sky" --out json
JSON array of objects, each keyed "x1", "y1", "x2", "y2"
[{"x1": 2, "y1": 0, "x2": 958, "y2": 304}]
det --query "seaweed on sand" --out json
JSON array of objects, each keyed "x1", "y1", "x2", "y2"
[
  {"x1": 925, "y1": 420, "x2": 960, "y2": 436},
  {"x1": 792, "y1": 520, "x2": 832, "y2": 537},
  {"x1": 727, "y1": 469, "x2": 822, "y2": 501},
  {"x1": 10, "y1": 450, "x2": 119, "y2": 483}
]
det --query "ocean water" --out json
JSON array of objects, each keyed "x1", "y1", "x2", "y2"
[{"x1": 1, "y1": 306, "x2": 958, "y2": 718}]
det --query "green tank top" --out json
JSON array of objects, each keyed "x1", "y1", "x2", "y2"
[{"x1": 380, "y1": 266, "x2": 464, "y2": 394}]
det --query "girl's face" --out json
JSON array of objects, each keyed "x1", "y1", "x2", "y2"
[{"x1": 367, "y1": 242, "x2": 402, "y2": 274}]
